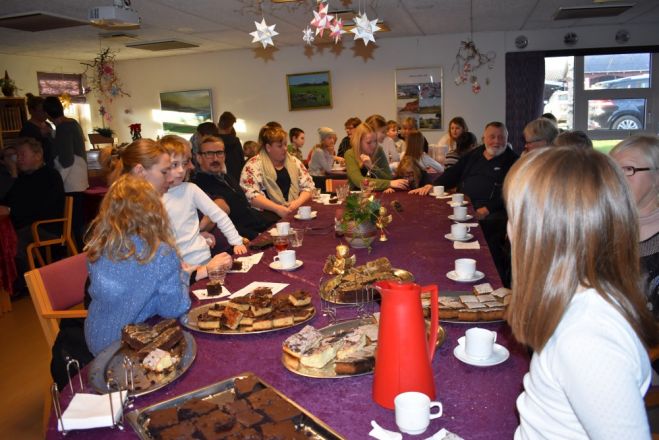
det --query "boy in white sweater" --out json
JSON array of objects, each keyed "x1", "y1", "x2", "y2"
[{"x1": 161, "y1": 136, "x2": 246, "y2": 265}]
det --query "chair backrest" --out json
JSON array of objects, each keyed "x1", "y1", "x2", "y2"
[
  {"x1": 24, "y1": 252, "x2": 88, "y2": 347},
  {"x1": 27, "y1": 196, "x2": 77, "y2": 270},
  {"x1": 325, "y1": 179, "x2": 348, "y2": 193}
]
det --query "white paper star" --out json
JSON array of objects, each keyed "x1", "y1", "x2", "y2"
[
  {"x1": 249, "y1": 18, "x2": 278, "y2": 49},
  {"x1": 310, "y1": 4, "x2": 333, "y2": 37},
  {"x1": 350, "y1": 12, "x2": 380, "y2": 46},
  {"x1": 302, "y1": 26, "x2": 315, "y2": 46},
  {"x1": 329, "y1": 17, "x2": 346, "y2": 44}
]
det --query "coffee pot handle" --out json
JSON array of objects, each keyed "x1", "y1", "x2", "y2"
[{"x1": 422, "y1": 284, "x2": 439, "y2": 362}]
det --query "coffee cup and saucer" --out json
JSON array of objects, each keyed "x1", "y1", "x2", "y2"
[
  {"x1": 294, "y1": 206, "x2": 317, "y2": 220},
  {"x1": 445, "y1": 223, "x2": 474, "y2": 242},
  {"x1": 453, "y1": 327, "x2": 510, "y2": 367},
  {"x1": 446, "y1": 258, "x2": 485, "y2": 282},
  {"x1": 447, "y1": 193, "x2": 469, "y2": 207},
  {"x1": 269, "y1": 250, "x2": 303, "y2": 271},
  {"x1": 448, "y1": 206, "x2": 473, "y2": 222}
]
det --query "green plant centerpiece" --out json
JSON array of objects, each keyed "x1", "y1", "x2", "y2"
[
  {"x1": 93, "y1": 127, "x2": 115, "y2": 139},
  {"x1": 339, "y1": 192, "x2": 381, "y2": 249},
  {"x1": 1, "y1": 70, "x2": 17, "y2": 97}
]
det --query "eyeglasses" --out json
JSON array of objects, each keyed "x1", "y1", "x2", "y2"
[
  {"x1": 199, "y1": 150, "x2": 225, "y2": 158},
  {"x1": 620, "y1": 166, "x2": 653, "y2": 177},
  {"x1": 524, "y1": 138, "x2": 543, "y2": 145}
]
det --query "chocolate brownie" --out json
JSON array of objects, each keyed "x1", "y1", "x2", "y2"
[
  {"x1": 225, "y1": 427, "x2": 262, "y2": 440},
  {"x1": 234, "y1": 375, "x2": 260, "y2": 397},
  {"x1": 231, "y1": 261, "x2": 243, "y2": 271},
  {"x1": 235, "y1": 409, "x2": 263, "y2": 427},
  {"x1": 262, "y1": 400, "x2": 301, "y2": 422},
  {"x1": 146, "y1": 406, "x2": 179, "y2": 433},
  {"x1": 221, "y1": 399, "x2": 252, "y2": 416},
  {"x1": 247, "y1": 388, "x2": 278, "y2": 410},
  {"x1": 157, "y1": 420, "x2": 196, "y2": 440},
  {"x1": 178, "y1": 398, "x2": 219, "y2": 421},
  {"x1": 193, "y1": 411, "x2": 236, "y2": 439},
  {"x1": 260, "y1": 420, "x2": 304, "y2": 440}
]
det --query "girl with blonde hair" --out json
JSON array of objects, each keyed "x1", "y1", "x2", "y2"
[
  {"x1": 402, "y1": 130, "x2": 444, "y2": 173},
  {"x1": 344, "y1": 123, "x2": 408, "y2": 192},
  {"x1": 504, "y1": 147, "x2": 658, "y2": 439},
  {"x1": 109, "y1": 138, "x2": 173, "y2": 195},
  {"x1": 84, "y1": 174, "x2": 191, "y2": 355}
]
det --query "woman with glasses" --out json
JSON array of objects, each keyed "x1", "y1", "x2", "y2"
[
  {"x1": 610, "y1": 135, "x2": 659, "y2": 321},
  {"x1": 240, "y1": 125, "x2": 314, "y2": 219}
]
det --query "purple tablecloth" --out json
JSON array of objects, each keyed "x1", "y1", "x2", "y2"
[{"x1": 46, "y1": 192, "x2": 529, "y2": 439}]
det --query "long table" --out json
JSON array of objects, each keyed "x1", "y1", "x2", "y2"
[{"x1": 46, "y1": 192, "x2": 529, "y2": 439}]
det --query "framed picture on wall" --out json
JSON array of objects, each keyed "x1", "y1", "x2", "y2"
[
  {"x1": 286, "y1": 71, "x2": 332, "y2": 111},
  {"x1": 395, "y1": 67, "x2": 442, "y2": 131},
  {"x1": 159, "y1": 89, "x2": 213, "y2": 135}
]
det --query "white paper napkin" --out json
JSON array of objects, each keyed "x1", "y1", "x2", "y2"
[
  {"x1": 453, "y1": 241, "x2": 480, "y2": 250},
  {"x1": 230, "y1": 252, "x2": 263, "y2": 273},
  {"x1": 57, "y1": 391, "x2": 126, "y2": 431},
  {"x1": 425, "y1": 428, "x2": 465, "y2": 440},
  {"x1": 229, "y1": 281, "x2": 289, "y2": 298},
  {"x1": 462, "y1": 223, "x2": 479, "y2": 228},
  {"x1": 369, "y1": 421, "x2": 402, "y2": 440},
  {"x1": 192, "y1": 286, "x2": 232, "y2": 300}
]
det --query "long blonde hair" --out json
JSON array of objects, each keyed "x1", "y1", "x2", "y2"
[
  {"x1": 109, "y1": 138, "x2": 168, "y2": 183},
  {"x1": 85, "y1": 174, "x2": 177, "y2": 264},
  {"x1": 350, "y1": 123, "x2": 375, "y2": 167},
  {"x1": 503, "y1": 147, "x2": 658, "y2": 351}
]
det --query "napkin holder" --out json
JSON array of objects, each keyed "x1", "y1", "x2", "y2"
[{"x1": 52, "y1": 359, "x2": 129, "y2": 434}]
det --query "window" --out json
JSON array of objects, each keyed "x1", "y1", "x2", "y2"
[{"x1": 544, "y1": 52, "x2": 658, "y2": 153}]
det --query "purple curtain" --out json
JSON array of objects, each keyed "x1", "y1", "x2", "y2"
[{"x1": 505, "y1": 52, "x2": 545, "y2": 154}]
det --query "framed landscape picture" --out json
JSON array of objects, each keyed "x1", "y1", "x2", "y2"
[
  {"x1": 395, "y1": 67, "x2": 443, "y2": 131},
  {"x1": 159, "y1": 89, "x2": 213, "y2": 135},
  {"x1": 286, "y1": 71, "x2": 332, "y2": 111}
]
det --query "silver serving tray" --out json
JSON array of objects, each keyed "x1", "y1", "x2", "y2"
[
  {"x1": 126, "y1": 372, "x2": 345, "y2": 439},
  {"x1": 282, "y1": 317, "x2": 445, "y2": 379},
  {"x1": 181, "y1": 300, "x2": 316, "y2": 335},
  {"x1": 88, "y1": 331, "x2": 196, "y2": 397},
  {"x1": 436, "y1": 290, "x2": 507, "y2": 324},
  {"x1": 319, "y1": 268, "x2": 414, "y2": 305}
]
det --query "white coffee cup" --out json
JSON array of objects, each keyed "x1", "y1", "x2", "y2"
[
  {"x1": 452, "y1": 193, "x2": 464, "y2": 204},
  {"x1": 273, "y1": 249, "x2": 296, "y2": 269},
  {"x1": 451, "y1": 223, "x2": 470, "y2": 239},
  {"x1": 453, "y1": 206, "x2": 468, "y2": 220},
  {"x1": 275, "y1": 222, "x2": 290, "y2": 236},
  {"x1": 432, "y1": 185, "x2": 444, "y2": 197},
  {"x1": 298, "y1": 206, "x2": 312, "y2": 219},
  {"x1": 460, "y1": 327, "x2": 498, "y2": 360},
  {"x1": 455, "y1": 258, "x2": 476, "y2": 279},
  {"x1": 394, "y1": 391, "x2": 443, "y2": 435}
]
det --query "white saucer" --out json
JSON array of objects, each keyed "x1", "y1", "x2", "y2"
[
  {"x1": 269, "y1": 260, "x2": 303, "y2": 271},
  {"x1": 294, "y1": 211, "x2": 317, "y2": 220},
  {"x1": 447, "y1": 201, "x2": 469, "y2": 207},
  {"x1": 445, "y1": 233, "x2": 474, "y2": 242},
  {"x1": 448, "y1": 214, "x2": 473, "y2": 222},
  {"x1": 446, "y1": 270, "x2": 485, "y2": 283},
  {"x1": 453, "y1": 343, "x2": 510, "y2": 367}
]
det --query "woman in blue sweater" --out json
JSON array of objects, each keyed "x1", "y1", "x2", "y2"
[{"x1": 84, "y1": 174, "x2": 191, "y2": 356}]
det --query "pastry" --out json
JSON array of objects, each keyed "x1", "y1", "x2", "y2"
[
  {"x1": 207, "y1": 303, "x2": 225, "y2": 318},
  {"x1": 299, "y1": 341, "x2": 338, "y2": 369},
  {"x1": 288, "y1": 290, "x2": 311, "y2": 306},
  {"x1": 252, "y1": 318, "x2": 273, "y2": 331},
  {"x1": 283, "y1": 325, "x2": 323, "y2": 357},
  {"x1": 222, "y1": 307, "x2": 244, "y2": 330},
  {"x1": 137, "y1": 325, "x2": 183, "y2": 356},
  {"x1": 472, "y1": 282, "x2": 494, "y2": 295},
  {"x1": 335, "y1": 332, "x2": 366, "y2": 360},
  {"x1": 142, "y1": 348, "x2": 178, "y2": 372},
  {"x1": 272, "y1": 311, "x2": 294, "y2": 328},
  {"x1": 197, "y1": 312, "x2": 221, "y2": 330},
  {"x1": 227, "y1": 295, "x2": 251, "y2": 312}
]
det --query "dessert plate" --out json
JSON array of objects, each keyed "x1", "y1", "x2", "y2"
[
  {"x1": 294, "y1": 211, "x2": 317, "y2": 220},
  {"x1": 447, "y1": 201, "x2": 469, "y2": 207},
  {"x1": 453, "y1": 343, "x2": 509, "y2": 367},
  {"x1": 446, "y1": 270, "x2": 485, "y2": 283},
  {"x1": 269, "y1": 260, "x2": 304, "y2": 271},
  {"x1": 444, "y1": 233, "x2": 474, "y2": 242},
  {"x1": 448, "y1": 214, "x2": 473, "y2": 222}
]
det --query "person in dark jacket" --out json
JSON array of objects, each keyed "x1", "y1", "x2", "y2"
[{"x1": 217, "y1": 111, "x2": 245, "y2": 183}]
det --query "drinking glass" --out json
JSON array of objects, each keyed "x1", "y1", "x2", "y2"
[
  {"x1": 289, "y1": 228, "x2": 304, "y2": 247},
  {"x1": 273, "y1": 235, "x2": 289, "y2": 252}
]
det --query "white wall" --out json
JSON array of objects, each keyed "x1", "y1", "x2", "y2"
[{"x1": 0, "y1": 53, "x2": 85, "y2": 96}]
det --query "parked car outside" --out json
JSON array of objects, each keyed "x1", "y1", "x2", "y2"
[
  {"x1": 544, "y1": 90, "x2": 572, "y2": 129},
  {"x1": 591, "y1": 74, "x2": 650, "y2": 89},
  {"x1": 588, "y1": 98, "x2": 645, "y2": 130}
]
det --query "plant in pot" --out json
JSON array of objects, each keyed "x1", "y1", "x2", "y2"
[
  {"x1": 0, "y1": 70, "x2": 18, "y2": 97},
  {"x1": 339, "y1": 191, "x2": 381, "y2": 249}
]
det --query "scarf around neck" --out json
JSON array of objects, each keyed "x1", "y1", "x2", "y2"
[{"x1": 258, "y1": 149, "x2": 300, "y2": 205}]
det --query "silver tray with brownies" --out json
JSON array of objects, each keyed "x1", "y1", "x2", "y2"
[
  {"x1": 432, "y1": 284, "x2": 511, "y2": 323},
  {"x1": 126, "y1": 372, "x2": 344, "y2": 439},
  {"x1": 89, "y1": 319, "x2": 196, "y2": 397},
  {"x1": 282, "y1": 317, "x2": 445, "y2": 379},
  {"x1": 181, "y1": 287, "x2": 315, "y2": 335}
]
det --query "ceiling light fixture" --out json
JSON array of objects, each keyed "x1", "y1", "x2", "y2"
[{"x1": 89, "y1": 0, "x2": 141, "y2": 29}]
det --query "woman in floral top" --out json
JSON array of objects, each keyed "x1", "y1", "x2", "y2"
[{"x1": 240, "y1": 125, "x2": 314, "y2": 219}]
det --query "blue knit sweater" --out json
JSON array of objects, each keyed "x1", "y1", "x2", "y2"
[{"x1": 84, "y1": 239, "x2": 191, "y2": 356}]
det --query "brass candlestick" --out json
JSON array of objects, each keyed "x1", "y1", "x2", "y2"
[{"x1": 375, "y1": 206, "x2": 392, "y2": 242}]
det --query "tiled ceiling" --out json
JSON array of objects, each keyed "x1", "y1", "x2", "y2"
[{"x1": 0, "y1": 0, "x2": 658, "y2": 61}]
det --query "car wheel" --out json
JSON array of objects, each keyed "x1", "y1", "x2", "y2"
[{"x1": 611, "y1": 115, "x2": 642, "y2": 130}]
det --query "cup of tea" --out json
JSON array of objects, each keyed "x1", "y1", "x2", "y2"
[
  {"x1": 273, "y1": 249, "x2": 296, "y2": 269},
  {"x1": 432, "y1": 186, "x2": 444, "y2": 197},
  {"x1": 289, "y1": 228, "x2": 304, "y2": 248},
  {"x1": 452, "y1": 193, "x2": 464, "y2": 204},
  {"x1": 454, "y1": 258, "x2": 476, "y2": 280},
  {"x1": 276, "y1": 222, "x2": 290, "y2": 236},
  {"x1": 459, "y1": 327, "x2": 498, "y2": 360},
  {"x1": 273, "y1": 235, "x2": 289, "y2": 252},
  {"x1": 394, "y1": 391, "x2": 443, "y2": 435},
  {"x1": 451, "y1": 223, "x2": 470, "y2": 239},
  {"x1": 298, "y1": 206, "x2": 312, "y2": 219},
  {"x1": 453, "y1": 206, "x2": 468, "y2": 220}
]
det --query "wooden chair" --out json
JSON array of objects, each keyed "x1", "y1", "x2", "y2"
[
  {"x1": 24, "y1": 252, "x2": 88, "y2": 348},
  {"x1": 26, "y1": 196, "x2": 77, "y2": 270},
  {"x1": 325, "y1": 179, "x2": 348, "y2": 193}
]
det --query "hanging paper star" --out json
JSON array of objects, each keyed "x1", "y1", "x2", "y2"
[
  {"x1": 350, "y1": 12, "x2": 380, "y2": 46},
  {"x1": 310, "y1": 3, "x2": 333, "y2": 37},
  {"x1": 302, "y1": 26, "x2": 315, "y2": 46},
  {"x1": 329, "y1": 18, "x2": 346, "y2": 44},
  {"x1": 249, "y1": 18, "x2": 278, "y2": 49}
]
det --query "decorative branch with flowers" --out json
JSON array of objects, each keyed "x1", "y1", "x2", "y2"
[
  {"x1": 452, "y1": 40, "x2": 496, "y2": 94},
  {"x1": 81, "y1": 48, "x2": 130, "y2": 125}
]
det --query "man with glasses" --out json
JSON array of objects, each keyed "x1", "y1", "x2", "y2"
[
  {"x1": 193, "y1": 136, "x2": 277, "y2": 239},
  {"x1": 522, "y1": 118, "x2": 559, "y2": 154}
]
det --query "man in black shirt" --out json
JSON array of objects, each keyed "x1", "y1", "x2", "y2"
[
  {"x1": 193, "y1": 136, "x2": 277, "y2": 239},
  {"x1": 434, "y1": 122, "x2": 518, "y2": 285}
]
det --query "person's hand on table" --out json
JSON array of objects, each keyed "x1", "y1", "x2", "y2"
[
  {"x1": 383, "y1": 188, "x2": 395, "y2": 194},
  {"x1": 233, "y1": 244, "x2": 248, "y2": 255},
  {"x1": 389, "y1": 179, "x2": 408, "y2": 191},
  {"x1": 475, "y1": 206, "x2": 490, "y2": 220},
  {"x1": 200, "y1": 231, "x2": 216, "y2": 248},
  {"x1": 409, "y1": 184, "x2": 432, "y2": 196},
  {"x1": 274, "y1": 204, "x2": 292, "y2": 219}
]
